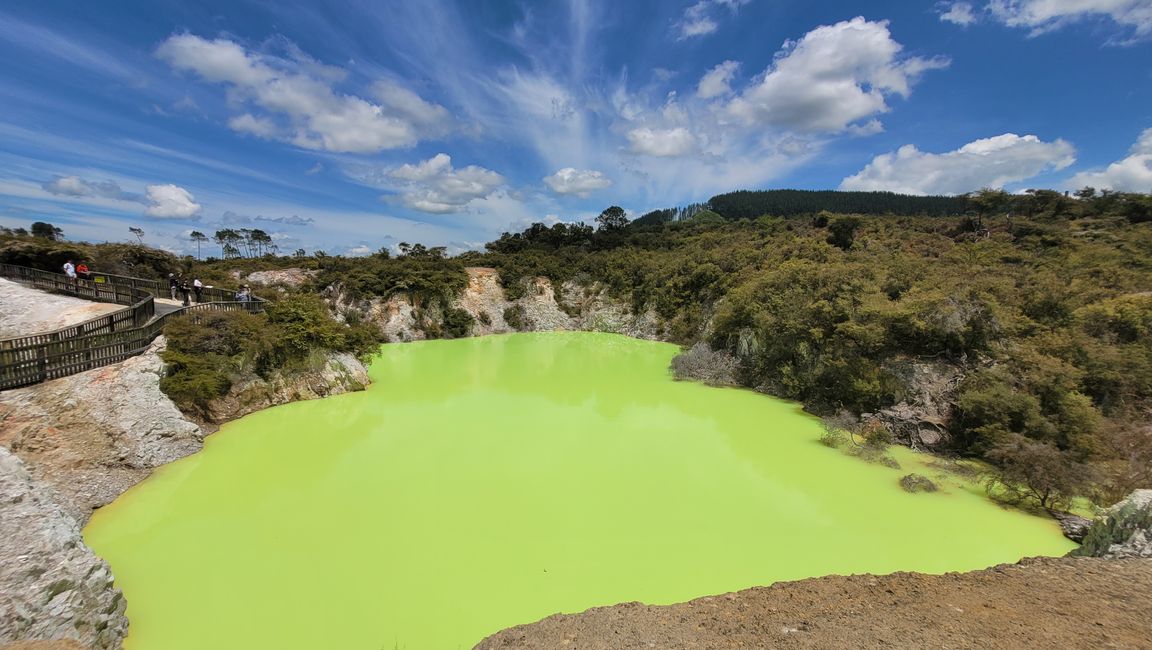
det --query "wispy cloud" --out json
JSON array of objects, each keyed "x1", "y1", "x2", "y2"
[
  {"x1": 156, "y1": 34, "x2": 454, "y2": 153},
  {"x1": 674, "y1": 0, "x2": 752, "y2": 40}
]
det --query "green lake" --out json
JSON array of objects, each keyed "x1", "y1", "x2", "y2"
[{"x1": 83, "y1": 332, "x2": 1075, "y2": 649}]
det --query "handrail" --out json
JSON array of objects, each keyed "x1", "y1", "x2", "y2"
[
  {"x1": 0, "y1": 264, "x2": 155, "y2": 351},
  {"x1": 0, "y1": 264, "x2": 265, "y2": 390}
]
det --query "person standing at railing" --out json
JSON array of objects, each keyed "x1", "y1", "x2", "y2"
[
  {"x1": 193, "y1": 278, "x2": 203, "y2": 303},
  {"x1": 179, "y1": 279, "x2": 191, "y2": 306},
  {"x1": 62, "y1": 260, "x2": 77, "y2": 287},
  {"x1": 168, "y1": 273, "x2": 179, "y2": 300},
  {"x1": 76, "y1": 261, "x2": 90, "y2": 281},
  {"x1": 237, "y1": 284, "x2": 251, "y2": 303}
]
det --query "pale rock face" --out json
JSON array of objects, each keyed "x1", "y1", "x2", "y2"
[
  {"x1": 453, "y1": 268, "x2": 511, "y2": 335},
  {"x1": 343, "y1": 268, "x2": 663, "y2": 341},
  {"x1": 240, "y1": 268, "x2": 318, "y2": 288},
  {"x1": 0, "y1": 337, "x2": 203, "y2": 521},
  {"x1": 0, "y1": 448, "x2": 128, "y2": 649},
  {"x1": 1103, "y1": 490, "x2": 1152, "y2": 560},
  {"x1": 205, "y1": 351, "x2": 370, "y2": 422}
]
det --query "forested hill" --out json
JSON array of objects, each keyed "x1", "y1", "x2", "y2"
[{"x1": 707, "y1": 189, "x2": 970, "y2": 220}]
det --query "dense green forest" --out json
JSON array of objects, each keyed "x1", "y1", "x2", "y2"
[
  {"x1": 707, "y1": 189, "x2": 971, "y2": 219},
  {"x1": 4, "y1": 187, "x2": 1152, "y2": 510}
]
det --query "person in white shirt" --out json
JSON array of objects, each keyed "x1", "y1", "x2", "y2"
[
  {"x1": 193, "y1": 278, "x2": 203, "y2": 303},
  {"x1": 62, "y1": 260, "x2": 77, "y2": 287}
]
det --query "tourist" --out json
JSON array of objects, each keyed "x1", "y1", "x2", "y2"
[
  {"x1": 193, "y1": 278, "x2": 203, "y2": 303},
  {"x1": 179, "y1": 279, "x2": 191, "y2": 306},
  {"x1": 62, "y1": 259, "x2": 77, "y2": 287},
  {"x1": 237, "y1": 285, "x2": 251, "y2": 303},
  {"x1": 168, "y1": 273, "x2": 179, "y2": 300},
  {"x1": 76, "y1": 261, "x2": 90, "y2": 281}
]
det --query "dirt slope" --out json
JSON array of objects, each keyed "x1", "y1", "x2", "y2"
[{"x1": 476, "y1": 557, "x2": 1152, "y2": 649}]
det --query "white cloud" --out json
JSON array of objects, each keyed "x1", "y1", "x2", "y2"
[
  {"x1": 987, "y1": 0, "x2": 1152, "y2": 39},
  {"x1": 938, "y1": 2, "x2": 978, "y2": 25},
  {"x1": 725, "y1": 17, "x2": 949, "y2": 133},
  {"x1": 387, "y1": 153, "x2": 505, "y2": 214},
  {"x1": 145, "y1": 184, "x2": 203, "y2": 218},
  {"x1": 626, "y1": 127, "x2": 697, "y2": 157},
  {"x1": 42, "y1": 176, "x2": 135, "y2": 201},
  {"x1": 1066, "y1": 128, "x2": 1152, "y2": 191},
  {"x1": 675, "y1": 0, "x2": 752, "y2": 40},
  {"x1": 696, "y1": 60, "x2": 740, "y2": 99},
  {"x1": 227, "y1": 113, "x2": 280, "y2": 139},
  {"x1": 840, "y1": 133, "x2": 1076, "y2": 195},
  {"x1": 543, "y1": 168, "x2": 613, "y2": 196},
  {"x1": 156, "y1": 34, "x2": 453, "y2": 154}
]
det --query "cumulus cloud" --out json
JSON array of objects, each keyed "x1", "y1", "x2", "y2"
[
  {"x1": 987, "y1": 0, "x2": 1152, "y2": 39},
  {"x1": 388, "y1": 153, "x2": 505, "y2": 214},
  {"x1": 1066, "y1": 128, "x2": 1152, "y2": 191},
  {"x1": 696, "y1": 60, "x2": 740, "y2": 99},
  {"x1": 725, "y1": 17, "x2": 949, "y2": 133},
  {"x1": 938, "y1": 2, "x2": 978, "y2": 25},
  {"x1": 156, "y1": 34, "x2": 453, "y2": 153},
  {"x1": 675, "y1": 0, "x2": 752, "y2": 40},
  {"x1": 145, "y1": 184, "x2": 203, "y2": 218},
  {"x1": 840, "y1": 133, "x2": 1076, "y2": 195},
  {"x1": 543, "y1": 168, "x2": 614, "y2": 196},
  {"x1": 627, "y1": 127, "x2": 697, "y2": 157},
  {"x1": 42, "y1": 176, "x2": 137, "y2": 201}
]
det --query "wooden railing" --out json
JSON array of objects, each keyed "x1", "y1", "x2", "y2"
[{"x1": 0, "y1": 264, "x2": 264, "y2": 390}]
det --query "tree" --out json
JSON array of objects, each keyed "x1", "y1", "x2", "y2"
[
  {"x1": 595, "y1": 206, "x2": 628, "y2": 231},
  {"x1": 214, "y1": 229, "x2": 242, "y2": 259},
  {"x1": 31, "y1": 221, "x2": 62, "y2": 240},
  {"x1": 984, "y1": 435, "x2": 1095, "y2": 512},
  {"x1": 293, "y1": 248, "x2": 307, "y2": 258},
  {"x1": 190, "y1": 231, "x2": 209, "y2": 260},
  {"x1": 826, "y1": 216, "x2": 861, "y2": 251},
  {"x1": 129, "y1": 226, "x2": 145, "y2": 244}
]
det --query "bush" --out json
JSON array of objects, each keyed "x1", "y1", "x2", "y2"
[
  {"x1": 504, "y1": 304, "x2": 527, "y2": 331},
  {"x1": 1072, "y1": 502, "x2": 1152, "y2": 557},
  {"x1": 670, "y1": 342, "x2": 738, "y2": 386},
  {"x1": 440, "y1": 307, "x2": 474, "y2": 339},
  {"x1": 159, "y1": 295, "x2": 382, "y2": 417},
  {"x1": 984, "y1": 435, "x2": 1096, "y2": 511}
]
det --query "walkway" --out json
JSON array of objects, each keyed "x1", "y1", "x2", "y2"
[{"x1": 0, "y1": 264, "x2": 263, "y2": 390}]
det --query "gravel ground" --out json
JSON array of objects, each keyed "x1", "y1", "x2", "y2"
[
  {"x1": 476, "y1": 557, "x2": 1152, "y2": 649},
  {"x1": 0, "y1": 279, "x2": 123, "y2": 338}
]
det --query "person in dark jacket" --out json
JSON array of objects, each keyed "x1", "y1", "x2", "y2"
[
  {"x1": 168, "y1": 273, "x2": 179, "y2": 300},
  {"x1": 179, "y1": 279, "x2": 191, "y2": 306}
]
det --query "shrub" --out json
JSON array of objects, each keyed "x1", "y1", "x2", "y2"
[
  {"x1": 440, "y1": 307, "x2": 474, "y2": 339},
  {"x1": 984, "y1": 435, "x2": 1096, "y2": 511},
  {"x1": 1072, "y1": 502, "x2": 1152, "y2": 557},
  {"x1": 504, "y1": 304, "x2": 527, "y2": 331},
  {"x1": 670, "y1": 342, "x2": 738, "y2": 386}
]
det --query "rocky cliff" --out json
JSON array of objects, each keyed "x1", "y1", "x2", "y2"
[
  {"x1": 0, "y1": 448, "x2": 126, "y2": 649},
  {"x1": 331, "y1": 267, "x2": 663, "y2": 342},
  {"x1": 0, "y1": 338, "x2": 202, "y2": 521},
  {"x1": 202, "y1": 351, "x2": 368, "y2": 424}
]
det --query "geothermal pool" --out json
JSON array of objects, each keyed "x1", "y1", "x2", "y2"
[{"x1": 84, "y1": 332, "x2": 1074, "y2": 649}]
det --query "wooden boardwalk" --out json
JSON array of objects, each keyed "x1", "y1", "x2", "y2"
[{"x1": 0, "y1": 264, "x2": 263, "y2": 390}]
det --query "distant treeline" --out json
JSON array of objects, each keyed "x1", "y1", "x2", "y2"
[{"x1": 705, "y1": 189, "x2": 971, "y2": 220}]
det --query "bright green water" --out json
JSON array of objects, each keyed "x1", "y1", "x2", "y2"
[{"x1": 84, "y1": 332, "x2": 1074, "y2": 649}]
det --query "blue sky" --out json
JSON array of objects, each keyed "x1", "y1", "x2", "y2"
[{"x1": 1, "y1": 0, "x2": 1150, "y2": 256}]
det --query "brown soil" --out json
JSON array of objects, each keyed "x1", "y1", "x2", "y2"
[{"x1": 476, "y1": 557, "x2": 1152, "y2": 649}]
